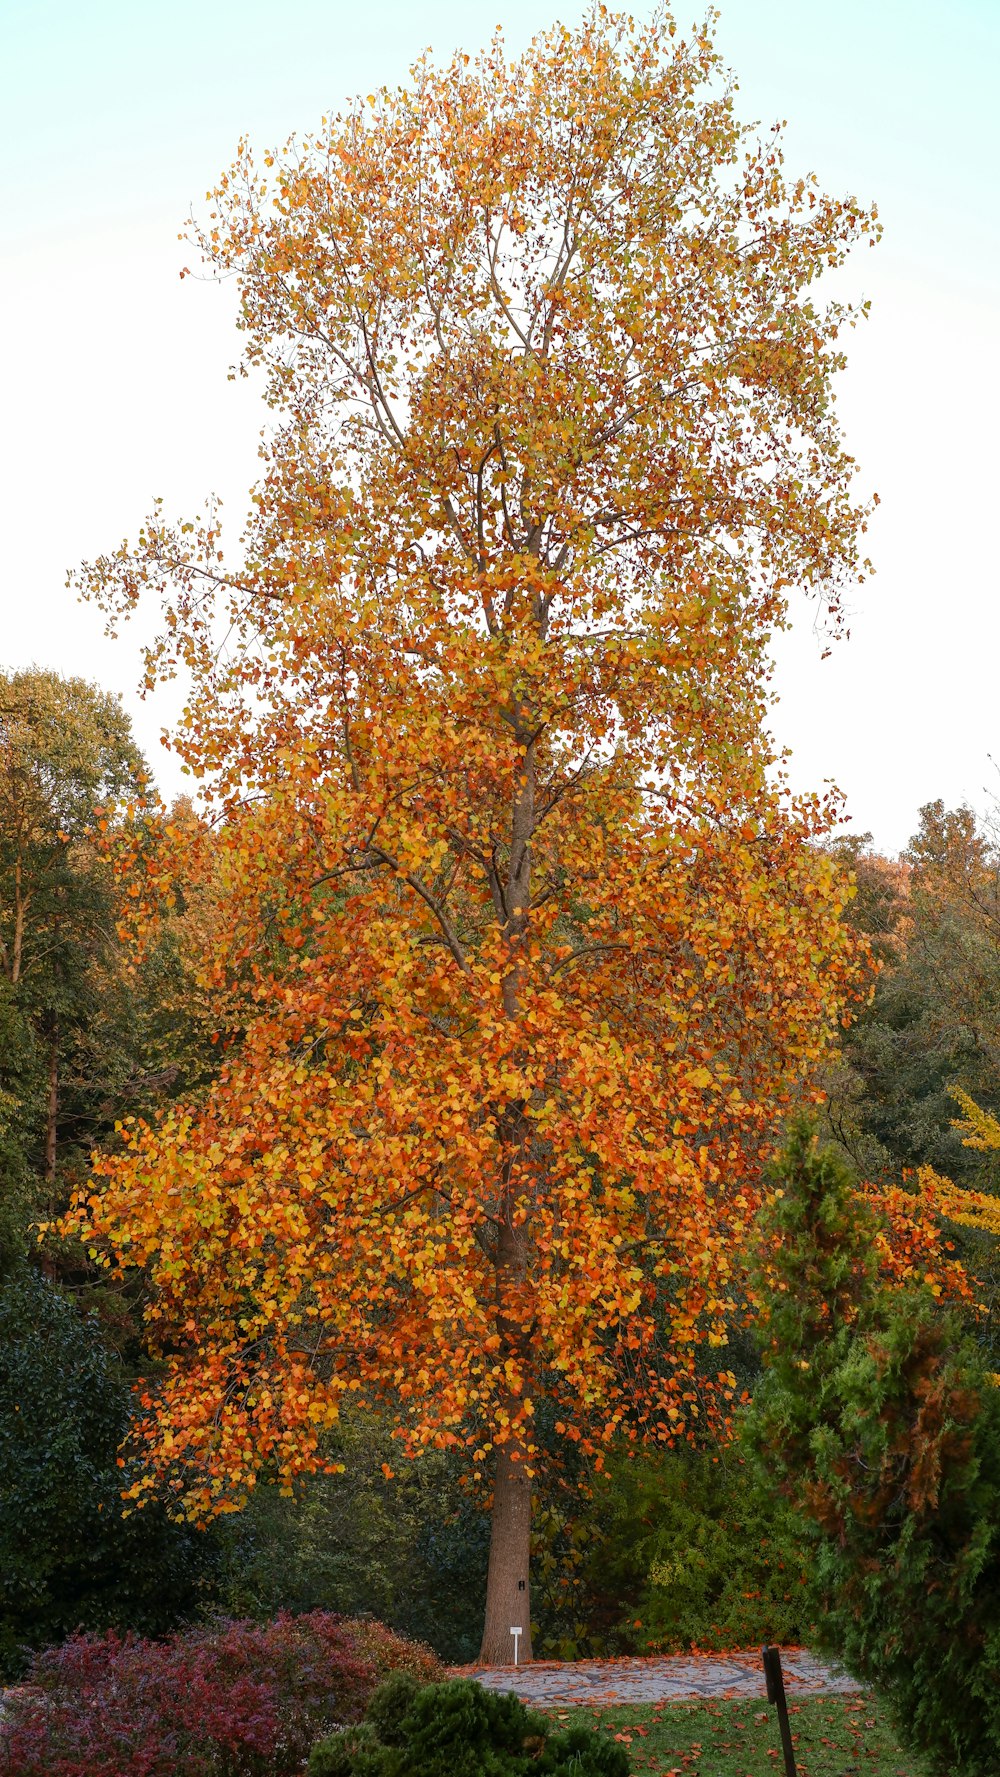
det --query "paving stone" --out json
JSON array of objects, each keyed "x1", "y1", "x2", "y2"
[{"x1": 449, "y1": 1647, "x2": 862, "y2": 1708}]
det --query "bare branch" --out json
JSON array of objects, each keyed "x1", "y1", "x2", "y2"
[{"x1": 366, "y1": 844, "x2": 471, "y2": 974}]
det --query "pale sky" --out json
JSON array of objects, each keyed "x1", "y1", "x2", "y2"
[{"x1": 3, "y1": 0, "x2": 997, "y2": 855}]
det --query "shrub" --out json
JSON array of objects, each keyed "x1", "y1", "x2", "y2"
[
  {"x1": 0, "y1": 1611, "x2": 424, "y2": 1777},
  {"x1": 309, "y1": 1722, "x2": 386, "y2": 1777},
  {"x1": 364, "y1": 1670, "x2": 423, "y2": 1745},
  {"x1": 468, "y1": 1421, "x2": 808, "y2": 1663},
  {"x1": 336, "y1": 1616, "x2": 441, "y2": 1686},
  {"x1": 307, "y1": 1675, "x2": 629, "y2": 1777},
  {"x1": 747, "y1": 1121, "x2": 1000, "y2": 1777},
  {"x1": 537, "y1": 1722, "x2": 634, "y2": 1776},
  {"x1": 0, "y1": 1266, "x2": 218, "y2": 1675},
  {"x1": 398, "y1": 1679, "x2": 547, "y2": 1774}
]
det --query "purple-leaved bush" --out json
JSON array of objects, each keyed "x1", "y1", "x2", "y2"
[{"x1": 0, "y1": 1612, "x2": 441, "y2": 1777}]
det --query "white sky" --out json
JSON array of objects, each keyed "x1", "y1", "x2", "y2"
[{"x1": 3, "y1": 0, "x2": 998, "y2": 855}]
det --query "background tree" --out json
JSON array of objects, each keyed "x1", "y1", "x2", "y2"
[
  {"x1": 0, "y1": 673, "x2": 223, "y2": 1266},
  {"x1": 826, "y1": 805, "x2": 1000, "y2": 1190},
  {"x1": 0, "y1": 669, "x2": 148, "y2": 1223},
  {"x1": 70, "y1": 7, "x2": 877, "y2": 1662},
  {"x1": 0, "y1": 674, "x2": 232, "y2": 1671},
  {"x1": 216, "y1": 1409, "x2": 491, "y2": 1664},
  {"x1": 820, "y1": 802, "x2": 1000, "y2": 1362}
]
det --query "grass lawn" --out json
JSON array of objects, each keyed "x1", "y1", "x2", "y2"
[{"x1": 550, "y1": 1694, "x2": 929, "y2": 1776}]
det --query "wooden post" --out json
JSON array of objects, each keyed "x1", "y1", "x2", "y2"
[{"x1": 762, "y1": 1646, "x2": 798, "y2": 1777}]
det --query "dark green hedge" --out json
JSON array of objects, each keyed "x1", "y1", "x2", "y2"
[{"x1": 0, "y1": 1266, "x2": 216, "y2": 1675}]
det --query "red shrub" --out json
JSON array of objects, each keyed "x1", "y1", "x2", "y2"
[
  {"x1": 0, "y1": 1612, "x2": 413, "y2": 1777},
  {"x1": 334, "y1": 1618, "x2": 441, "y2": 1686}
]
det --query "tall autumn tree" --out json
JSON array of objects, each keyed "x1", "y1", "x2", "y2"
[{"x1": 69, "y1": 8, "x2": 877, "y2": 1661}]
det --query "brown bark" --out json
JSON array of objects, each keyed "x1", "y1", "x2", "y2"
[
  {"x1": 46, "y1": 1016, "x2": 58, "y2": 1189},
  {"x1": 478, "y1": 1430, "x2": 534, "y2": 1665},
  {"x1": 479, "y1": 731, "x2": 537, "y2": 1665},
  {"x1": 480, "y1": 1213, "x2": 536, "y2": 1663},
  {"x1": 12, "y1": 852, "x2": 25, "y2": 985},
  {"x1": 500, "y1": 737, "x2": 534, "y2": 1019}
]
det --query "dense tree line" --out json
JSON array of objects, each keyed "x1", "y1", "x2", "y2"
[
  {"x1": 0, "y1": 670, "x2": 217, "y2": 1278},
  {"x1": 827, "y1": 804, "x2": 1000, "y2": 1192}
]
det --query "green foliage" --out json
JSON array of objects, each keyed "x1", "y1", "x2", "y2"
[
  {"x1": 0, "y1": 673, "x2": 211, "y2": 1313},
  {"x1": 365, "y1": 1671, "x2": 423, "y2": 1746},
  {"x1": 0, "y1": 984, "x2": 34, "y2": 1275},
  {"x1": 536, "y1": 1721, "x2": 634, "y2": 1775},
  {"x1": 216, "y1": 1408, "x2": 490, "y2": 1662},
  {"x1": 308, "y1": 1677, "x2": 627, "y2": 1777},
  {"x1": 748, "y1": 1121, "x2": 1000, "y2": 1777},
  {"x1": 309, "y1": 1722, "x2": 387, "y2": 1777},
  {"x1": 528, "y1": 1482, "x2": 608, "y2": 1659},
  {"x1": 577, "y1": 1441, "x2": 812, "y2": 1654},
  {"x1": 389, "y1": 1679, "x2": 543, "y2": 1776},
  {"x1": 0, "y1": 1266, "x2": 217, "y2": 1675},
  {"x1": 752, "y1": 1120, "x2": 877, "y2": 1420},
  {"x1": 0, "y1": 671, "x2": 151, "y2": 1202},
  {"x1": 827, "y1": 811, "x2": 1000, "y2": 1193}
]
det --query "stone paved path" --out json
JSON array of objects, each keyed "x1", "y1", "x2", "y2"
[{"x1": 449, "y1": 1648, "x2": 862, "y2": 1708}]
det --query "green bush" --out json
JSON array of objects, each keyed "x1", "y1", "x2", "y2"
[
  {"x1": 568, "y1": 1441, "x2": 811, "y2": 1654},
  {"x1": 308, "y1": 1676, "x2": 629, "y2": 1777},
  {"x1": 309, "y1": 1722, "x2": 387, "y2": 1777},
  {"x1": 0, "y1": 1266, "x2": 217, "y2": 1675},
  {"x1": 748, "y1": 1121, "x2": 1000, "y2": 1777},
  {"x1": 537, "y1": 1722, "x2": 635, "y2": 1776},
  {"x1": 364, "y1": 1670, "x2": 423, "y2": 1745}
]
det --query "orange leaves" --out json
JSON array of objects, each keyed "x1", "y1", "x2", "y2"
[
  {"x1": 61, "y1": 7, "x2": 879, "y2": 1523},
  {"x1": 857, "y1": 1171, "x2": 974, "y2": 1306}
]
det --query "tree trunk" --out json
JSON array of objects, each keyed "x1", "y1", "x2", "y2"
[
  {"x1": 12, "y1": 852, "x2": 25, "y2": 984},
  {"x1": 478, "y1": 1433, "x2": 533, "y2": 1665},
  {"x1": 479, "y1": 725, "x2": 538, "y2": 1664},
  {"x1": 46, "y1": 1016, "x2": 58, "y2": 1189}
]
